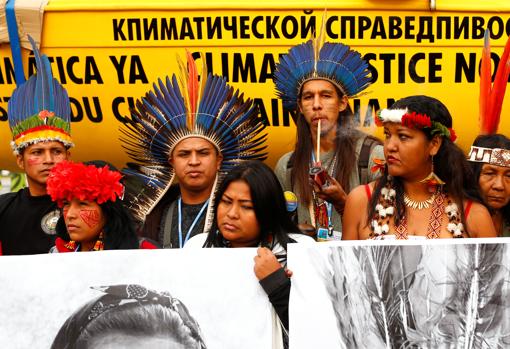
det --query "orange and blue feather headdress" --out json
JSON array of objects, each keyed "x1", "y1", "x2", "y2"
[
  {"x1": 8, "y1": 36, "x2": 72, "y2": 155},
  {"x1": 274, "y1": 32, "x2": 372, "y2": 110},
  {"x1": 120, "y1": 52, "x2": 267, "y2": 222}
]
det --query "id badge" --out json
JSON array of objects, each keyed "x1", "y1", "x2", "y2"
[
  {"x1": 317, "y1": 228, "x2": 342, "y2": 241},
  {"x1": 317, "y1": 227, "x2": 329, "y2": 241}
]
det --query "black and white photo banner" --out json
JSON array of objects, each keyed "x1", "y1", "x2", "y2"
[
  {"x1": 288, "y1": 239, "x2": 510, "y2": 349},
  {"x1": 0, "y1": 249, "x2": 272, "y2": 349}
]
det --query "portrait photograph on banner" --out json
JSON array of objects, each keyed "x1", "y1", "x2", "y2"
[
  {"x1": 0, "y1": 249, "x2": 272, "y2": 348},
  {"x1": 288, "y1": 239, "x2": 510, "y2": 348}
]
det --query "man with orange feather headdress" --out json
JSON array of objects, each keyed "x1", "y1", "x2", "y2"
[{"x1": 120, "y1": 52, "x2": 267, "y2": 248}]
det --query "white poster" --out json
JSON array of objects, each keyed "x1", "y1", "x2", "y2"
[
  {"x1": 288, "y1": 239, "x2": 510, "y2": 349},
  {"x1": 0, "y1": 249, "x2": 272, "y2": 349}
]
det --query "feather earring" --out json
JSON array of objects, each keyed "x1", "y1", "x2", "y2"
[
  {"x1": 420, "y1": 155, "x2": 445, "y2": 193},
  {"x1": 92, "y1": 231, "x2": 105, "y2": 251}
]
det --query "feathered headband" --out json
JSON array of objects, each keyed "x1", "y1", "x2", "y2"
[
  {"x1": 120, "y1": 52, "x2": 267, "y2": 222},
  {"x1": 273, "y1": 35, "x2": 371, "y2": 110},
  {"x1": 375, "y1": 108, "x2": 457, "y2": 142},
  {"x1": 8, "y1": 36, "x2": 72, "y2": 155},
  {"x1": 469, "y1": 31, "x2": 510, "y2": 168},
  {"x1": 47, "y1": 161, "x2": 124, "y2": 207}
]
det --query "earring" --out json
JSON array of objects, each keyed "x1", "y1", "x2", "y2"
[
  {"x1": 420, "y1": 155, "x2": 445, "y2": 193},
  {"x1": 371, "y1": 158, "x2": 386, "y2": 175},
  {"x1": 92, "y1": 231, "x2": 105, "y2": 251},
  {"x1": 64, "y1": 240, "x2": 77, "y2": 251}
]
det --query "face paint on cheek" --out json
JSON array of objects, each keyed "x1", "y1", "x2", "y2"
[
  {"x1": 79, "y1": 209, "x2": 101, "y2": 228},
  {"x1": 27, "y1": 158, "x2": 42, "y2": 166}
]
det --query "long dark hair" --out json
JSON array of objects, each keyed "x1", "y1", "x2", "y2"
[
  {"x1": 291, "y1": 86, "x2": 360, "y2": 204},
  {"x1": 204, "y1": 160, "x2": 302, "y2": 250},
  {"x1": 55, "y1": 161, "x2": 139, "y2": 250},
  {"x1": 367, "y1": 95, "x2": 481, "y2": 234},
  {"x1": 470, "y1": 134, "x2": 510, "y2": 226}
]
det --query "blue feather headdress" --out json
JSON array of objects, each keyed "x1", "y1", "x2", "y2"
[
  {"x1": 8, "y1": 36, "x2": 72, "y2": 155},
  {"x1": 274, "y1": 39, "x2": 372, "y2": 110},
  {"x1": 120, "y1": 52, "x2": 267, "y2": 222}
]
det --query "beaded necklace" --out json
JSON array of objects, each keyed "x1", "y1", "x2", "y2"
[{"x1": 370, "y1": 179, "x2": 464, "y2": 239}]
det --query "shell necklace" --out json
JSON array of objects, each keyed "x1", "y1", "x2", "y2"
[{"x1": 403, "y1": 192, "x2": 436, "y2": 210}]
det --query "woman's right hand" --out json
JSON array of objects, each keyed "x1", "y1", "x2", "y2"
[{"x1": 253, "y1": 247, "x2": 282, "y2": 280}]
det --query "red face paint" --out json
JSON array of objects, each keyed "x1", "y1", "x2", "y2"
[
  {"x1": 27, "y1": 158, "x2": 42, "y2": 166},
  {"x1": 63, "y1": 207, "x2": 69, "y2": 220},
  {"x1": 80, "y1": 209, "x2": 101, "y2": 228}
]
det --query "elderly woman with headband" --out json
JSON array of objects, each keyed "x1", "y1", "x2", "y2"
[
  {"x1": 468, "y1": 135, "x2": 510, "y2": 237},
  {"x1": 466, "y1": 32, "x2": 510, "y2": 237},
  {"x1": 342, "y1": 95, "x2": 496, "y2": 239}
]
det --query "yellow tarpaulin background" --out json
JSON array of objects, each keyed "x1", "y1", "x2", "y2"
[{"x1": 0, "y1": 0, "x2": 509, "y2": 170}]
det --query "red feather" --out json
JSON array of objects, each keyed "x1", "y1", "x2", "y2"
[
  {"x1": 487, "y1": 34, "x2": 510, "y2": 134},
  {"x1": 479, "y1": 30, "x2": 492, "y2": 135},
  {"x1": 186, "y1": 51, "x2": 198, "y2": 122}
]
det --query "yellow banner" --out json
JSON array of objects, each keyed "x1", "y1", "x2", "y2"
[{"x1": 1, "y1": 3, "x2": 509, "y2": 170}]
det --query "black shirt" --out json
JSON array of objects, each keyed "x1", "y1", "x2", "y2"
[
  {"x1": 169, "y1": 200, "x2": 207, "y2": 248},
  {"x1": 0, "y1": 188, "x2": 60, "y2": 255}
]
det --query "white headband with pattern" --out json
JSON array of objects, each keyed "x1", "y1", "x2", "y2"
[{"x1": 468, "y1": 146, "x2": 510, "y2": 168}]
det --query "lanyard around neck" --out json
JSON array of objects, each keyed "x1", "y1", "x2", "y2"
[
  {"x1": 178, "y1": 197, "x2": 209, "y2": 248},
  {"x1": 311, "y1": 151, "x2": 317, "y2": 164}
]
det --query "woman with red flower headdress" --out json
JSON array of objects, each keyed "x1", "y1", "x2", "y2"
[
  {"x1": 47, "y1": 160, "x2": 158, "y2": 252},
  {"x1": 342, "y1": 95, "x2": 496, "y2": 240}
]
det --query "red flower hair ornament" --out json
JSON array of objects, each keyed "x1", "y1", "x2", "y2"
[
  {"x1": 377, "y1": 108, "x2": 457, "y2": 142},
  {"x1": 401, "y1": 112, "x2": 431, "y2": 129},
  {"x1": 47, "y1": 161, "x2": 124, "y2": 207}
]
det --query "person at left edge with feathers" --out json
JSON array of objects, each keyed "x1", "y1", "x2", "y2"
[{"x1": 0, "y1": 37, "x2": 73, "y2": 255}]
